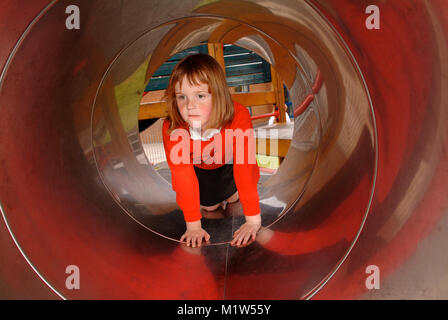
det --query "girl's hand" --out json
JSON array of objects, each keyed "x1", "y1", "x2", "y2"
[
  {"x1": 231, "y1": 214, "x2": 261, "y2": 247},
  {"x1": 180, "y1": 221, "x2": 210, "y2": 248}
]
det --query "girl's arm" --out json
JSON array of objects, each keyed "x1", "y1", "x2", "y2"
[
  {"x1": 162, "y1": 120, "x2": 210, "y2": 247},
  {"x1": 162, "y1": 119, "x2": 202, "y2": 223},
  {"x1": 230, "y1": 104, "x2": 262, "y2": 246},
  {"x1": 231, "y1": 106, "x2": 261, "y2": 217}
]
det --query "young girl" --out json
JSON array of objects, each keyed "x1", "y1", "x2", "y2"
[{"x1": 161, "y1": 53, "x2": 261, "y2": 248}]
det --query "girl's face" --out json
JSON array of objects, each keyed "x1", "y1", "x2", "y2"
[{"x1": 175, "y1": 76, "x2": 213, "y2": 129}]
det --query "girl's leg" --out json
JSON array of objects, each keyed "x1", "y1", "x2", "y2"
[
  {"x1": 201, "y1": 202, "x2": 223, "y2": 211},
  {"x1": 200, "y1": 192, "x2": 238, "y2": 212},
  {"x1": 226, "y1": 191, "x2": 239, "y2": 203}
]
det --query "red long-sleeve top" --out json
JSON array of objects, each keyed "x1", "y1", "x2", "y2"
[{"x1": 162, "y1": 101, "x2": 260, "y2": 222}]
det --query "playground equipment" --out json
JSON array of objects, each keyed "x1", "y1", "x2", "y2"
[{"x1": 0, "y1": 0, "x2": 447, "y2": 299}]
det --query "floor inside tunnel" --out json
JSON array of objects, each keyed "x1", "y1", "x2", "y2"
[
  {"x1": 129, "y1": 167, "x2": 281, "y2": 245},
  {"x1": 6, "y1": 0, "x2": 446, "y2": 300}
]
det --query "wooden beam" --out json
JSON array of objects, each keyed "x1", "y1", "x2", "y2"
[
  {"x1": 207, "y1": 43, "x2": 225, "y2": 72},
  {"x1": 270, "y1": 65, "x2": 287, "y2": 123},
  {"x1": 231, "y1": 91, "x2": 276, "y2": 107},
  {"x1": 139, "y1": 102, "x2": 168, "y2": 120},
  {"x1": 138, "y1": 91, "x2": 277, "y2": 120}
]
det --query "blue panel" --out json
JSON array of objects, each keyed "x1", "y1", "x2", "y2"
[
  {"x1": 226, "y1": 73, "x2": 269, "y2": 87},
  {"x1": 223, "y1": 44, "x2": 249, "y2": 55},
  {"x1": 144, "y1": 44, "x2": 271, "y2": 92}
]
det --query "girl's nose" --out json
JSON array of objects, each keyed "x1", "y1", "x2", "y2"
[{"x1": 187, "y1": 98, "x2": 197, "y2": 109}]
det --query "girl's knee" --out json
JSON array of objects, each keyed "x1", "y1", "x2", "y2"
[
  {"x1": 201, "y1": 203, "x2": 220, "y2": 211},
  {"x1": 226, "y1": 191, "x2": 239, "y2": 203}
]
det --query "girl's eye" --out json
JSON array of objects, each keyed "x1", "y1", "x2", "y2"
[
  {"x1": 176, "y1": 95, "x2": 186, "y2": 101},
  {"x1": 198, "y1": 93, "x2": 210, "y2": 100}
]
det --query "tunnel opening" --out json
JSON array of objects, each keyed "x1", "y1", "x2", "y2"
[
  {"x1": 91, "y1": 18, "x2": 321, "y2": 244},
  {"x1": 137, "y1": 43, "x2": 307, "y2": 243}
]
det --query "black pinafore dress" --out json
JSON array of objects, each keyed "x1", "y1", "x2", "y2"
[{"x1": 193, "y1": 163, "x2": 237, "y2": 206}]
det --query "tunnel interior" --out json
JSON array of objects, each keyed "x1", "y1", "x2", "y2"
[{"x1": 0, "y1": 0, "x2": 378, "y2": 299}]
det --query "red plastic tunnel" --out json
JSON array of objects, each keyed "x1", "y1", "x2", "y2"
[{"x1": 0, "y1": 0, "x2": 447, "y2": 299}]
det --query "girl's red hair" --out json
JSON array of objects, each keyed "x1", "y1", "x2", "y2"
[{"x1": 164, "y1": 53, "x2": 234, "y2": 135}]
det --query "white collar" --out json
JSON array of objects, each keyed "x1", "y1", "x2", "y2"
[{"x1": 189, "y1": 126, "x2": 222, "y2": 141}]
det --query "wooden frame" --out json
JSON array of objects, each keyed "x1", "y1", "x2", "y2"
[{"x1": 139, "y1": 43, "x2": 287, "y2": 122}]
